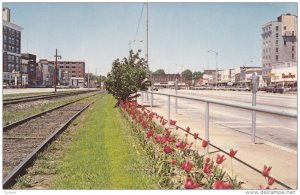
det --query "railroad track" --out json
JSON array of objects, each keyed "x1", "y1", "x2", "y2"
[
  {"x1": 3, "y1": 91, "x2": 105, "y2": 189},
  {"x1": 3, "y1": 90, "x2": 99, "y2": 106}
]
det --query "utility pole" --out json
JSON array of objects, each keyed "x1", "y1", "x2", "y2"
[
  {"x1": 145, "y1": 3, "x2": 151, "y2": 101},
  {"x1": 54, "y1": 49, "x2": 62, "y2": 93},
  {"x1": 88, "y1": 67, "x2": 90, "y2": 90}
]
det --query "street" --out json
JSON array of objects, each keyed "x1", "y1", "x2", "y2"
[{"x1": 151, "y1": 89, "x2": 297, "y2": 150}]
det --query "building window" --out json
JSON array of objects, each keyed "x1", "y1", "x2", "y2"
[
  {"x1": 8, "y1": 46, "x2": 11, "y2": 52},
  {"x1": 12, "y1": 30, "x2": 15, "y2": 36},
  {"x1": 284, "y1": 40, "x2": 286, "y2": 45},
  {"x1": 276, "y1": 40, "x2": 279, "y2": 45},
  {"x1": 284, "y1": 26, "x2": 286, "y2": 30},
  {"x1": 8, "y1": 37, "x2": 11, "y2": 43},
  {"x1": 72, "y1": 64, "x2": 76, "y2": 68},
  {"x1": 8, "y1": 28, "x2": 11, "y2": 34},
  {"x1": 3, "y1": 26, "x2": 8, "y2": 33},
  {"x1": 16, "y1": 39, "x2": 19, "y2": 46},
  {"x1": 8, "y1": 64, "x2": 14, "y2": 71},
  {"x1": 276, "y1": 48, "x2": 278, "y2": 52},
  {"x1": 12, "y1": 46, "x2": 15, "y2": 53},
  {"x1": 72, "y1": 70, "x2": 76, "y2": 73},
  {"x1": 4, "y1": 35, "x2": 7, "y2": 42},
  {"x1": 60, "y1": 65, "x2": 64, "y2": 68},
  {"x1": 16, "y1": 31, "x2": 20, "y2": 38},
  {"x1": 276, "y1": 55, "x2": 278, "y2": 61},
  {"x1": 292, "y1": 39, "x2": 294, "y2": 44},
  {"x1": 66, "y1": 65, "x2": 69, "y2": 68},
  {"x1": 12, "y1": 38, "x2": 15, "y2": 44},
  {"x1": 276, "y1": 26, "x2": 278, "y2": 31},
  {"x1": 16, "y1": 48, "x2": 20, "y2": 54},
  {"x1": 292, "y1": 53, "x2": 294, "y2": 59},
  {"x1": 276, "y1": 33, "x2": 278, "y2": 38},
  {"x1": 16, "y1": 64, "x2": 19, "y2": 71},
  {"x1": 4, "y1": 44, "x2": 7, "y2": 50}
]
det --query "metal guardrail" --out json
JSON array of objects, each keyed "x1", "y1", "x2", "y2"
[{"x1": 141, "y1": 90, "x2": 297, "y2": 151}]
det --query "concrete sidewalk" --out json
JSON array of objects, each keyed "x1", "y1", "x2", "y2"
[{"x1": 137, "y1": 94, "x2": 297, "y2": 189}]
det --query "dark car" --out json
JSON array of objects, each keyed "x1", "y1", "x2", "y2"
[
  {"x1": 151, "y1": 87, "x2": 158, "y2": 91},
  {"x1": 266, "y1": 86, "x2": 275, "y2": 93}
]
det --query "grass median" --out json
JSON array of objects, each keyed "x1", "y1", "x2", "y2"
[{"x1": 50, "y1": 94, "x2": 157, "y2": 189}]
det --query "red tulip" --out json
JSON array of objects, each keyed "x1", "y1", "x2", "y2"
[
  {"x1": 186, "y1": 126, "x2": 190, "y2": 133},
  {"x1": 203, "y1": 161, "x2": 214, "y2": 177},
  {"x1": 229, "y1": 148, "x2": 238, "y2": 158},
  {"x1": 202, "y1": 140, "x2": 209, "y2": 148},
  {"x1": 262, "y1": 165, "x2": 272, "y2": 177},
  {"x1": 171, "y1": 159, "x2": 176, "y2": 166},
  {"x1": 181, "y1": 161, "x2": 193, "y2": 173},
  {"x1": 161, "y1": 120, "x2": 167, "y2": 126},
  {"x1": 213, "y1": 180, "x2": 232, "y2": 189},
  {"x1": 216, "y1": 154, "x2": 226, "y2": 164},
  {"x1": 184, "y1": 177, "x2": 200, "y2": 189},
  {"x1": 160, "y1": 136, "x2": 167, "y2": 144},
  {"x1": 193, "y1": 133, "x2": 199, "y2": 140},
  {"x1": 163, "y1": 145, "x2": 174, "y2": 154},
  {"x1": 176, "y1": 126, "x2": 179, "y2": 130},
  {"x1": 259, "y1": 185, "x2": 265, "y2": 190},
  {"x1": 167, "y1": 136, "x2": 175, "y2": 143},
  {"x1": 169, "y1": 120, "x2": 176, "y2": 126},
  {"x1": 268, "y1": 177, "x2": 275, "y2": 186},
  {"x1": 176, "y1": 141, "x2": 186, "y2": 149},
  {"x1": 146, "y1": 129, "x2": 154, "y2": 138},
  {"x1": 155, "y1": 135, "x2": 162, "y2": 143}
]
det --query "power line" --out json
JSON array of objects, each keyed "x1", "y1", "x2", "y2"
[{"x1": 132, "y1": 3, "x2": 145, "y2": 48}]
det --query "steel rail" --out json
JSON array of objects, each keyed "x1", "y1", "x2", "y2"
[
  {"x1": 3, "y1": 90, "x2": 99, "y2": 105},
  {"x1": 2, "y1": 94, "x2": 103, "y2": 189},
  {"x1": 3, "y1": 91, "x2": 104, "y2": 131}
]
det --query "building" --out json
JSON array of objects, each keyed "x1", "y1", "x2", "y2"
[
  {"x1": 238, "y1": 66, "x2": 265, "y2": 88},
  {"x1": 261, "y1": 13, "x2": 297, "y2": 85},
  {"x1": 270, "y1": 62, "x2": 297, "y2": 88},
  {"x1": 218, "y1": 68, "x2": 241, "y2": 86},
  {"x1": 203, "y1": 70, "x2": 220, "y2": 86},
  {"x1": 3, "y1": 7, "x2": 23, "y2": 86},
  {"x1": 38, "y1": 59, "x2": 54, "y2": 87},
  {"x1": 21, "y1": 53, "x2": 37, "y2": 86},
  {"x1": 151, "y1": 74, "x2": 187, "y2": 88},
  {"x1": 51, "y1": 60, "x2": 85, "y2": 78}
]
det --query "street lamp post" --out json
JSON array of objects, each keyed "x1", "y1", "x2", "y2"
[
  {"x1": 207, "y1": 50, "x2": 218, "y2": 89},
  {"x1": 54, "y1": 49, "x2": 62, "y2": 93}
]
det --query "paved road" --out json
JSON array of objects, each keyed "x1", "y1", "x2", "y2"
[{"x1": 151, "y1": 89, "x2": 297, "y2": 150}]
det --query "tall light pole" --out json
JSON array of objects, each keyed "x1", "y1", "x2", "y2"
[
  {"x1": 207, "y1": 50, "x2": 218, "y2": 88},
  {"x1": 54, "y1": 49, "x2": 62, "y2": 93}
]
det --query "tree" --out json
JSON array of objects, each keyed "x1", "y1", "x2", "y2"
[
  {"x1": 153, "y1": 69, "x2": 166, "y2": 74},
  {"x1": 105, "y1": 50, "x2": 151, "y2": 106},
  {"x1": 192, "y1": 71, "x2": 203, "y2": 80},
  {"x1": 182, "y1": 69, "x2": 193, "y2": 80}
]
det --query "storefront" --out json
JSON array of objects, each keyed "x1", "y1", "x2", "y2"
[{"x1": 271, "y1": 66, "x2": 297, "y2": 88}]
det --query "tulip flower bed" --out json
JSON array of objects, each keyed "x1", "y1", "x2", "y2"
[
  {"x1": 120, "y1": 99, "x2": 279, "y2": 190},
  {"x1": 120, "y1": 100, "x2": 244, "y2": 189}
]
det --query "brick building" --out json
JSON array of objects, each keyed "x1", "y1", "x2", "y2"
[
  {"x1": 49, "y1": 61, "x2": 85, "y2": 84},
  {"x1": 3, "y1": 7, "x2": 23, "y2": 86}
]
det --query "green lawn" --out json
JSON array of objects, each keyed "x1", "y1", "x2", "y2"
[{"x1": 51, "y1": 95, "x2": 157, "y2": 189}]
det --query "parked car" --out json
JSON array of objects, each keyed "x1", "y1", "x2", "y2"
[
  {"x1": 151, "y1": 87, "x2": 158, "y2": 91},
  {"x1": 266, "y1": 86, "x2": 275, "y2": 93}
]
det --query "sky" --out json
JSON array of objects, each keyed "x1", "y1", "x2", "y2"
[{"x1": 2, "y1": 2, "x2": 298, "y2": 76}]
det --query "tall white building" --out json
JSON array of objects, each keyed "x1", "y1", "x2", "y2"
[{"x1": 261, "y1": 13, "x2": 297, "y2": 85}]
